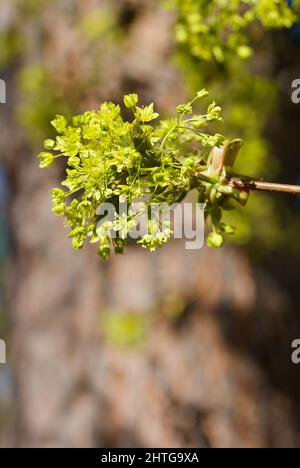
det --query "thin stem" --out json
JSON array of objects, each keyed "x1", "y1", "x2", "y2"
[{"x1": 229, "y1": 177, "x2": 300, "y2": 195}]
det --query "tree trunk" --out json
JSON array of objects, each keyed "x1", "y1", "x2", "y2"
[{"x1": 1, "y1": 0, "x2": 300, "y2": 448}]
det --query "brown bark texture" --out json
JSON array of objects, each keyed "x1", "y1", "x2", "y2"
[{"x1": 0, "y1": 0, "x2": 300, "y2": 448}]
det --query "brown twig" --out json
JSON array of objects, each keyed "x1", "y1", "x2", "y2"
[{"x1": 229, "y1": 177, "x2": 300, "y2": 195}]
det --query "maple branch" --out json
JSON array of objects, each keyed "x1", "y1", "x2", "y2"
[{"x1": 229, "y1": 177, "x2": 300, "y2": 195}]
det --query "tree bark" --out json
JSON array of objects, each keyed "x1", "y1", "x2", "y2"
[{"x1": 1, "y1": 0, "x2": 300, "y2": 448}]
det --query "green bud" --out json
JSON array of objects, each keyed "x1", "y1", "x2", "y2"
[
  {"x1": 68, "y1": 156, "x2": 80, "y2": 167},
  {"x1": 51, "y1": 115, "x2": 67, "y2": 133},
  {"x1": 176, "y1": 103, "x2": 193, "y2": 115},
  {"x1": 50, "y1": 188, "x2": 66, "y2": 203},
  {"x1": 222, "y1": 224, "x2": 235, "y2": 235},
  {"x1": 217, "y1": 184, "x2": 233, "y2": 195},
  {"x1": 44, "y1": 139, "x2": 55, "y2": 150},
  {"x1": 197, "y1": 89, "x2": 209, "y2": 99},
  {"x1": 98, "y1": 245, "x2": 111, "y2": 260},
  {"x1": 52, "y1": 205, "x2": 65, "y2": 215},
  {"x1": 72, "y1": 237, "x2": 84, "y2": 250},
  {"x1": 207, "y1": 232, "x2": 224, "y2": 248},
  {"x1": 38, "y1": 152, "x2": 55, "y2": 168},
  {"x1": 124, "y1": 94, "x2": 138, "y2": 109},
  {"x1": 104, "y1": 188, "x2": 113, "y2": 198}
]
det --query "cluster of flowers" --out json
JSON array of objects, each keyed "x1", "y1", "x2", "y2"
[{"x1": 38, "y1": 90, "x2": 247, "y2": 258}]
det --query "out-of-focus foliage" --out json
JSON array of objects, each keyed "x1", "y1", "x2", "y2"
[
  {"x1": 17, "y1": 65, "x2": 73, "y2": 143},
  {"x1": 0, "y1": 29, "x2": 21, "y2": 69},
  {"x1": 167, "y1": 0, "x2": 300, "y2": 63},
  {"x1": 167, "y1": 0, "x2": 300, "y2": 251},
  {"x1": 101, "y1": 311, "x2": 149, "y2": 347},
  {"x1": 0, "y1": 0, "x2": 124, "y2": 146},
  {"x1": 79, "y1": 7, "x2": 121, "y2": 42}
]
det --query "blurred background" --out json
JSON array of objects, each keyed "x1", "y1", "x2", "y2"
[{"x1": 1, "y1": 0, "x2": 300, "y2": 448}]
